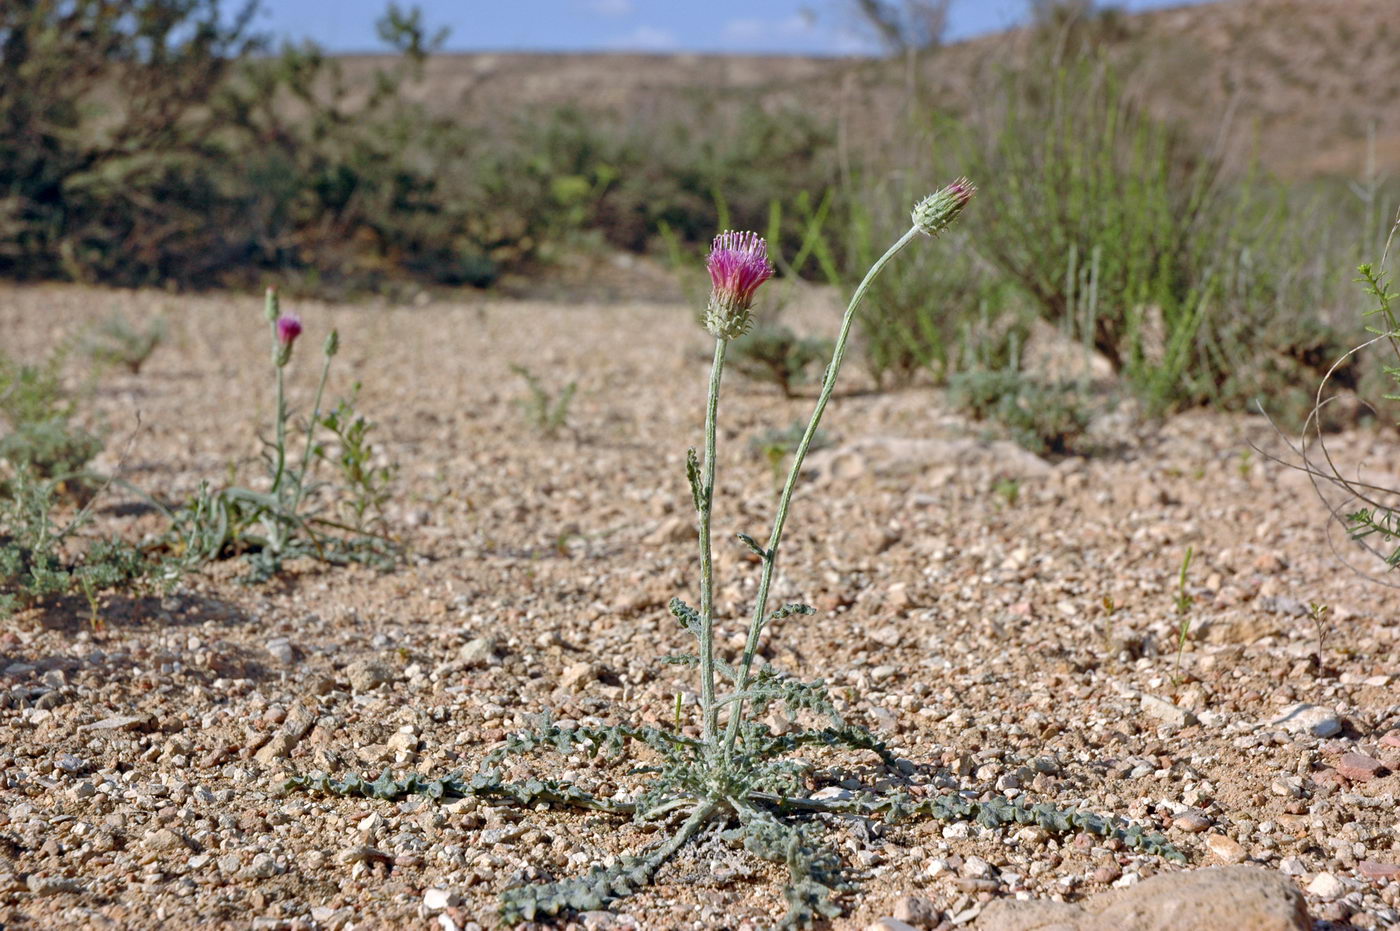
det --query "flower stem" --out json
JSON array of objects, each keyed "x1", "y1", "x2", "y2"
[
  {"x1": 721, "y1": 225, "x2": 922, "y2": 759},
  {"x1": 287, "y1": 351, "x2": 333, "y2": 520},
  {"x1": 698, "y1": 337, "x2": 728, "y2": 743}
]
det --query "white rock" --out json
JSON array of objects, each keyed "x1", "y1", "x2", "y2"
[
  {"x1": 1265, "y1": 703, "x2": 1341, "y2": 738},
  {"x1": 866, "y1": 920, "x2": 918, "y2": 931},
  {"x1": 1307, "y1": 871, "x2": 1345, "y2": 900},
  {"x1": 423, "y1": 887, "x2": 457, "y2": 910}
]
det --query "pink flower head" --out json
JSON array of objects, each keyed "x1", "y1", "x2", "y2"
[
  {"x1": 276, "y1": 314, "x2": 302, "y2": 348},
  {"x1": 704, "y1": 230, "x2": 773, "y2": 340}
]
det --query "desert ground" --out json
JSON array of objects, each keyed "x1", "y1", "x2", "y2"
[{"x1": 0, "y1": 282, "x2": 1398, "y2": 930}]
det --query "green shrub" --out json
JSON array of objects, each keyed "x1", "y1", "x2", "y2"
[
  {"x1": 948, "y1": 367, "x2": 1095, "y2": 456},
  {"x1": 952, "y1": 58, "x2": 1347, "y2": 414},
  {"x1": 0, "y1": 349, "x2": 102, "y2": 481},
  {"x1": 0, "y1": 469, "x2": 154, "y2": 619},
  {"x1": 83, "y1": 313, "x2": 166, "y2": 374}
]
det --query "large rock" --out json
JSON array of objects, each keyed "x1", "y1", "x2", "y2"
[{"x1": 974, "y1": 866, "x2": 1309, "y2": 931}]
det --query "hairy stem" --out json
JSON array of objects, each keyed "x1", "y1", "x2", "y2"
[
  {"x1": 698, "y1": 337, "x2": 728, "y2": 743},
  {"x1": 722, "y1": 225, "x2": 922, "y2": 759},
  {"x1": 287, "y1": 351, "x2": 333, "y2": 520}
]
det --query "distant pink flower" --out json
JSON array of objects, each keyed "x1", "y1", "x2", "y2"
[
  {"x1": 276, "y1": 314, "x2": 302, "y2": 349},
  {"x1": 704, "y1": 231, "x2": 773, "y2": 340}
]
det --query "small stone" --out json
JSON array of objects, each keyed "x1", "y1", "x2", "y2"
[
  {"x1": 560, "y1": 662, "x2": 596, "y2": 691},
  {"x1": 1173, "y1": 811, "x2": 1211, "y2": 833},
  {"x1": 1140, "y1": 694, "x2": 1199, "y2": 728},
  {"x1": 811, "y1": 787, "x2": 853, "y2": 801},
  {"x1": 1266, "y1": 703, "x2": 1341, "y2": 738},
  {"x1": 254, "y1": 733, "x2": 297, "y2": 765},
  {"x1": 345, "y1": 659, "x2": 393, "y2": 693},
  {"x1": 217, "y1": 854, "x2": 242, "y2": 874},
  {"x1": 1205, "y1": 833, "x2": 1248, "y2": 864},
  {"x1": 1092, "y1": 862, "x2": 1123, "y2": 884},
  {"x1": 960, "y1": 855, "x2": 994, "y2": 879},
  {"x1": 143, "y1": 828, "x2": 189, "y2": 852},
  {"x1": 26, "y1": 875, "x2": 84, "y2": 896},
  {"x1": 55, "y1": 754, "x2": 84, "y2": 775},
  {"x1": 265, "y1": 638, "x2": 295, "y2": 664},
  {"x1": 79, "y1": 714, "x2": 155, "y2": 733},
  {"x1": 866, "y1": 920, "x2": 918, "y2": 931},
  {"x1": 1359, "y1": 861, "x2": 1400, "y2": 882},
  {"x1": 459, "y1": 637, "x2": 495, "y2": 668},
  {"x1": 423, "y1": 887, "x2": 457, "y2": 910},
  {"x1": 1307, "y1": 871, "x2": 1345, "y2": 900},
  {"x1": 892, "y1": 894, "x2": 940, "y2": 928},
  {"x1": 336, "y1": 845, "x2": 393, "y2": 866},
  {"x1": 243, "y1": 853, "x2": 279, "y2": 879},
  {"x1": 976, "y1": 865, "x2": 1309, "y2": 930},
  {"x1": 869, "y1": 625, "x2": 902, "y2": 648},
  {"x1": 1337, "y1": 752, "x2": 1384, "y2": 782},
  {"x1": 1278, "y1": 857, "x2": 1308, "y2": 876}
]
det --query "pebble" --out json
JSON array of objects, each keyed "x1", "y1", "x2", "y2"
[
  {"x1": 1307, "y1": 871, "x2": 1345, "y2": 900},
  {"x1": 345, "y1": 659, "x2": 394, "y2": 693},
  {"x1": 26, "y1": 876, "x2": 84, "y2": 896},
  {"x1": 336, "y1": 845, "x2": 393, "y2": 865},
  {"x1": 242, "y1": 853, "x2": 279, "y2": 879},
  {"x1": 1337, "y1": 752, "x2": 1384, "y2": 782},
  {"x1": 1205, "y1": 833, "x2": 1248, "y2": 864},
  {"x1": 459, "y1": 637, "x2": 496, "y2": 667},
  {"x1": 892, "y1": 894, "x2": 940, "y2": 928},
  {"x1": 1173, "y1": 811, "x2": 1211, "y2": 833},
  {"x1": 424, "y1": 887, "x2": 457, "y2": 910},
  {"x1": 265, "y1": 638, "x2": 295, "y2": 664},
  {"x1": 1266, "y1": 703, "x2": 1342, "y2": 738},
  {"x1": 560, "y1": 662, "x2": 596, "y2": 691},
  {"x1": 1359, "y1": 861, "x2": 1400, "y2": 882},
  {"x1": 866, "y1": 920, "x2": 918, "y2": 931},
  {"x1": 1140, "y1": 693, "x2": 1198, "y2": 728}
]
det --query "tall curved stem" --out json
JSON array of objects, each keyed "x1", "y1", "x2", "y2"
[{"x1": 721, "y1": 225, "x2": 921, "y2": 759}]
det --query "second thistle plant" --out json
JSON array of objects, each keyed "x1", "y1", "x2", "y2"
[{"x1": 168, "y1": 290, "x2": 396, "y2": 581}]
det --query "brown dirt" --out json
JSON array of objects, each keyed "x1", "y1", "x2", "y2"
[{"x1": 0, "y1": 283, "x2": 1398, "y2": 930}]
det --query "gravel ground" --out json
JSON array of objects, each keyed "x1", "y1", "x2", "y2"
[{"x1": 0, "y1": 283, "x2": 1398, "y2": 930}]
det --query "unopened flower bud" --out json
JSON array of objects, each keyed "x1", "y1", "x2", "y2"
[
  {"x1": 275, "y1": 314, "x2": 302, "y2": 366},
  {"x1": 704, "y1": 230, "x2": 774, "y2": 341},
  {"x1": 911, "y1": 177, "x2": 976, "y2": 237},
  {"x1": 264, "y1": 286, "x2": 280, "y2": 322},
  {"x1": 324, "y1": 328, "x2": 339, "y2": 358}
]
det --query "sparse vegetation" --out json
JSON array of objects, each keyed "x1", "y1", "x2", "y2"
[
  {"x1": 166, "y1": 290, "x2": 397, "y2": 581},
  {"x1": 82, "y1": 313, "x2": 166, "y2": 375},
  {"x1": 511, "y1": 364, "x2": 577, "y2": 439}
]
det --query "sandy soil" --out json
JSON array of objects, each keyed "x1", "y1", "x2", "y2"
[{"x1": 0, "y1": 283, "x2": 1397, "y2": 930}]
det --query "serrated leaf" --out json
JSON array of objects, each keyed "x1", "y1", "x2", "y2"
[
  {"x1": 736, "y1": 532, "x2": 769, "y2": 559},
  {"x1": 685, "y1": 447, "x2": 703, "y2": 512}
]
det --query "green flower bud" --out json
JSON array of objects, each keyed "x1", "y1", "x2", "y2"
[{"x1": 911, "y1": 178, "x2": 976, "y2": 237}]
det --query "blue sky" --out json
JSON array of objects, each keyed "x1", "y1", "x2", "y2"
[{"x1": 252, "y1": 0, "x2": 1207, "y2": 56}]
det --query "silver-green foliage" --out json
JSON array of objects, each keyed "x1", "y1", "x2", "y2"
[
  {"x1": 287, "y1": 188, "x2": 1185, "y2": 928},
  {"x1": 168, "y1": 293, "x2": 396, "y2": 582}
]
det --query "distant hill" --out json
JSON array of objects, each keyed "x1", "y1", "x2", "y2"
[{"x1": 337, "y1": 0, "x2": 1399, "y2": 180}]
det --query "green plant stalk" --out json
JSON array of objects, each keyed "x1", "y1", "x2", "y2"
[
  {"x1": 698, "y1": 337, "x2": 728, "y2": 743},
  {"x1": 720, "y1": 225, "x2": 921, "y2": 759},
  {"x1": 287, "y1": 351, "x2": 334, "y2": 521}
]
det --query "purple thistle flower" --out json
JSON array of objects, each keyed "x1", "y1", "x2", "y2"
[
  {"x1": 276, "y1": 314, "x2": 302, "y2": 348},
  {"x1": 274, "y1": 313, "x2": 302, "y2": 366},
  {"x1": 704, "y1": 230, "x2": 774, "y2": 340}
]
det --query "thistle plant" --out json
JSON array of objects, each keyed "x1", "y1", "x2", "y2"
[
  {"x1": 287, "y1": 179, "x2": 1185, "y2": 927},
  {"x1": 168, "y1": 289, "x2": 396, "y2": 581}
]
